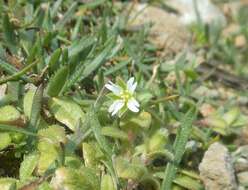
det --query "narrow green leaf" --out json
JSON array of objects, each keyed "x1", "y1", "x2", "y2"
[
  {"x1": 0, "y1": 60, "x2": 38, "y2": 84},
  {"x1": 51, "y1": 0, "x2": 63, "y2": 18},
  {"x1": 62, "y1": 39, "x2": 114, "y2": 93},
  {"x1": 2, "y1": 13, "x2": 17, "y2": 47},
  {"x1": 104, "y1": 59, "x2": 131, "y2": 76},
  {"x1": 0, "y1": 58, "x2": 19, "y2": 75},
  {"x1": 88, "y1": 108, "x2": 119, "y2": 188},
  {"x1": 23, "y1": 89, "x2": 36, "y2": 119},
  {"x1": 0, "y1": 124, "x2": 37, "y2": 136},
  {"x1": 56, "y1": 2, "x2": 78, "y2": 30},
  {"x1": 79, "y1": 0, "x2": 106, "y2": 9},
  {"x1": 68, "y1": 36, "x2": 96, "y2": 58},
  {"x1": 28, "y1": 85, "x2": 43, "y2": 131},
  {"x1": 89, "y1": 108, "x2": 112, "y2": 157},
  {"x1": 47, "y1": 66, "x2": 69, "y2": 97},
  {"x1": 82, "y1": 40, "x2": 114, "y2": 79},
  {"x1": 71, "y1": 16, "x2": 83, "y2": 40},
  {"x1": 48, "y1": 48, "x2": 62, "y2": 73},
  {"x1": 173, "y1": 176, "x2": 204, "y2": 190},
  {"x1": 161, "y1": 109, "x2": 196, "y2": 190}
]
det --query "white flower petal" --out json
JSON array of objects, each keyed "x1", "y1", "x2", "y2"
[
  {"x1": 108, "y1": 101, "x2": 118, "y2": 113},
  {"x1": 105, "y1": 81, "x2": 122, "y2": 95},
  {"x1": 127, "y1": 98, "x2": 140, "y2": 113},
  {"x1": 131, "y1": 98, "x2": 140, "y2": 107},
  {"x1": 109, "y1": 100, "x2": 125, "y2": 116},
  {"x1": 130, "y1": 82, "x2": 137, "y2": 94},
  {"x1": 127, "y1": 77, "x2": 134, "y2": 90}
]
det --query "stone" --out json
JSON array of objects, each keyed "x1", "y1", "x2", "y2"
[
  {"x1": 166, "y1": 0, "x2": 226, "y2": 27},
  {"x1": 235, "y1": 35, "x2": 246, "y2": 48},
  {"x1": 199, "y1": 103, "x2": 216, "y2": 117},
  {"x1": 233, "y1": 145, "x2": 248, "y2": 172},
  {"x1": 222, "y1": 24, "x2": 240, "y2": 37},
  {"x1": 199, "y1": 142, "x2": 237, "y2": 190},
  {"x1": 238, "y1": 186, "x2": 246, "y2": 190},
  {"x1": 237, "y1": 171, "x2": 248, "y2": 186},
  {"x1": 222, "y1": 1, "x2": 248, "y2": 19},
  {"x1": 127, "y1": 3, "x2": 190, "y2": 56}
]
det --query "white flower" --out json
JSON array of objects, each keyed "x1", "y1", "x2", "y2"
[{"x1": 105, "y1": 77, "x2": 140, "y2": 116}]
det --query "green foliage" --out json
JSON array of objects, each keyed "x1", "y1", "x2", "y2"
[
  {"x1": 115, "y1": 157, "x2": 147, "y2": 181},
  {"x1": 101, "y1": 174, "x2": 115, "y2": 190},
  {"x1": 19, "y1": 153, "x2": 39, "y2": 182},
  {"x1": 0, "y1": 178, "x2": 17, "y2": 190},
  {"x1": 82, "y1": 142, "x2": 104, "y2": 168},
  {"x1": 46, "y1": 65, "x2": 69, "y2": 97},
  {"x1": 0, "y1": 133, "x2": 12, "y2": 150},
  {"x1": 2, "y1": 14, "x2": 17, "y2": 48},
  {"x1": 49, "y1": 97, "x2": 85, "y2": 131},
  {"x1": 0, "y1": 1, "x2": 247, "y2": 190},
  {"x1": 0, "y1": 106, "x2": 20, "y2": 124},
  {"x1": 101, "y1": 126, "x2": 128, "y2": 141},
  {"x1": 23, "y1": 89, "x2": 36, "y2": 119},
  {"x1": 161, "y1": 109, "x2": 196, "y2": 190},
  {"x1": 51, "y1": 167, "x2": 100, "y2": 190},
  {"x1": 48, "y1": 48, "x2": 62, "y2": 74},
  {"x1": 37, "y1": 125, "x2": 67, "y2": 174}
]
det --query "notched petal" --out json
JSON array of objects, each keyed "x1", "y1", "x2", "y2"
[
  {"x1": 110, "y1": 100, "x2": 125, "y2": 116},
  {"x1": 105, "y1": 82, "x2": 122, "y2": 95},
  {"x1": 127, "y1": 98, "x2": 140, "y2": 113}
]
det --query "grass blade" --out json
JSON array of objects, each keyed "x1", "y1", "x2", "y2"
[
  {"x1": 62, "y1": 38, "x2": 114, "y2": 93},
  {"x1": 46, "y1": 65, "x2": 69, "y2": 97},
  {"x1": 28, "y1": 85, "x2": 43, "y2": 132},
  {"x1": 161, "y1": 108, "x2": 196, "y2": 190},
  {"x1": 56, "y1": 2, "x2": 77, "y2": 30},
  {"x1": 0, "y1": 124, "x2": 37, "y2": 136},
  {"x1": 0, "y1": 60, "x2": 38, "y2": 84}
]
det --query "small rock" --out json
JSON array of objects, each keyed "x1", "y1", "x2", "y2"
[
  {"x1": 127, "y1": 3, "x2": 190, "y2": 56},
  {"x1": 200, "y1": 103, "x2": 216, "y2": 117},
  {"x1": 222, "y1": 24, "x2": 240, "y2": 37},
  {"x1": 236, "y1": 128, "x2": 248, "y2": 145},
  {"x1": 199, "y1": 142, "x2": 237, "y2": 190},
  {"x1": 233, "y1": 145, "x2": 248, "y2": 172},
  {"x1": 222, "y1": 1, "x2": 248, "y2": 19},
  {"x1": 24, "y1": 83, "x2": 37, "y2": 91},
  {"x1": 235, "y1": 35, "x2": 246, "y2": 48},
  {"x1": 238, "y1": 186, "x2": 246, "y2": 190},
  {"x1": 222, "y1": 2, "x2": 242, "y2": 18},
  {"x1": 237, "y1": 171, "x2": 248, "y2": 186},
  {"x1": 166, "y1": 0, "x2": 226, "y2": 27}
]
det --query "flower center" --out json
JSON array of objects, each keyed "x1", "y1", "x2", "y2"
[{"x1": 120, "y1": 90, "x2": 132, "y2": 102}]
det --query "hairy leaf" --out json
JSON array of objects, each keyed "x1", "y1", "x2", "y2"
[
  {"x1": 49, "y1": 97, "x2": 85, "y2": 131},
  {"x1": 19, "y1": 153, "x2": 39, "y2": 182},
  {"x1": 47, "y1": 66, "x2": 68, "y2": 97}
]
